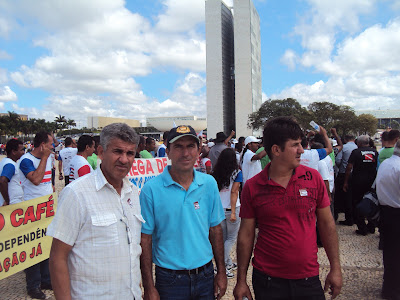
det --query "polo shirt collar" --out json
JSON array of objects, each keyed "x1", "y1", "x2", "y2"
[
  {"x1": 161, "y1": 165, "x2": 204, "y2": 188},
  {"x1": 94, "y1": 166, "x2": 134, "y2": 194}
]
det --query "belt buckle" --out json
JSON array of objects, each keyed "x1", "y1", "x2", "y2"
[{"x1": 188, "y1": 267, "x2": 199, "y2": 275}]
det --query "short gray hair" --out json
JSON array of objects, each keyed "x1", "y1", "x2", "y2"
[
  {"x1": 393, "y1": 140, "x2": 400, "y2": 157},
  {"x1": 100, "y1": 123, "x2": 139, "y2": 150},
  {"x1": 357, "y1": 135, "x2": 369, "y2": 147}
]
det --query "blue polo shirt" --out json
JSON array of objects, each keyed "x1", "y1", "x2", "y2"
[{"x1": 140, "y1": 166, "x2": 225, "y2": 270}]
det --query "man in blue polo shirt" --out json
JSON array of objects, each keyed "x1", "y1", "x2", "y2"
[{"x1": 140, "y1": 125, "x2": 227, "y2": 300}]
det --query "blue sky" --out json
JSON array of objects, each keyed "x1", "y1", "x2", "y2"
[{"x1": 0, "y1": 0, "x2": 399, "y2": 128}]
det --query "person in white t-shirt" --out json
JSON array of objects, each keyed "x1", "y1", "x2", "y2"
[
  {"x1": 312, "y1": 141, "x2": 335, "y2": 247},
  {"x1": 241, "y1": 136, "x2": 267, "y2": 184},
  {"x1": 69, "y1": 135, "x2": 94, "y2": 182},
  {"x1": 156, "y1": 131, "x2": 169, "y2": 157},
  {"x1": 0, "y1": 139, "x2": 25, "y2": 206},
  {"x1": 19, "y1": 131, "x2": 54, "y2": 299},
  {"x1": 58, "y1": 137, "x2": 77, "y2": 185},
  {"x1": 300, "y1": 127, "x2": 332, "y2": 170}
]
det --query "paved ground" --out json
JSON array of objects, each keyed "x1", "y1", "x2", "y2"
[{"x1": 0, "y1": 160, "x2": 385, "y2": 299}]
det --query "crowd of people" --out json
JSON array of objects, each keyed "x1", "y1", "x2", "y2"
[{"x1": 0, "y1": 118, "x2": 399, "y2": 300}]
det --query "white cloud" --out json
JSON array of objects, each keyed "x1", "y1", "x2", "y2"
[
  {"x1": 12, "y1": 72, "x2": 206, "y2": 128},
  {"x1": 0, "y1": 50, "x2": 12, "y2": 60},
  {"x1": 261, "y1": 92, "x2": 268, "y2": 103},
  {"x1": 281, "y1": 49, "x2": 298, "y2": 70},
  {"x1": 0, "y1": 68, "x2": 8, "y2": 84},
  {"x1": 156, "y1": 0, "x2": 205, "y2": 33},
  {"x1": 391, "y1": 0, "x2": 400, "y2": 10},
  {"x1": 0, "y1": 86, "x2": 17, "y2": 102},
  {"x1": 2, "y1": 0, "x2": 207, "y2": 123},
  {"x1": 277, "y1": 0, "x2": 400, "y2": 111},
  {"x1": 332, "y1": 18, "x2": 400, "y2": 76},
  {"x1": 0, "y1": 17, "x2": 11, "y2": 38}
]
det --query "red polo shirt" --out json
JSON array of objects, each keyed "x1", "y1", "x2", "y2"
[{"x1": 240, "y1": 163, "x2": 330, "y2": 279}]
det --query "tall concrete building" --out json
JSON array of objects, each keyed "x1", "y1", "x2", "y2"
[
  {"x1": 206, "y1": 0, "x2": 262, "y2": 139},
  {"x1": 205, "y1": 0, "x2": 235, "y2": 138}
]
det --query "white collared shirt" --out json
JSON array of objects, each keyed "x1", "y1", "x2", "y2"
[
  {"x1": 376, "y1": 155, "x2": 400, "y2": 208},
  {"x1": 47, "y1": 167, "x2": 144, "y2": 300}
]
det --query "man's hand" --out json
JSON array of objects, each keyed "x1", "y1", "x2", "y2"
[
  {"x1": 230, "y1": 212, "x2": 237, "y2": 222},
  {"x1": 233, "y1": 280, "x2": 253, "y2": 300},
  {"x1": 41, "y1": 144, "x2": 52, "y2": 158},
  {"x1": 214, "y1": 270, "x2": 227, "y2": 300},
  {"x1": 320, "y1": 125, "x2": 327, "y2": 136},
  {"x1": 324, "y1": 269, "x2": 343, "y2": 299},
  {"x1": 330, "y1": 128, "x2": 337, "y2": 135},
  {"x1": 143, "y1": 286, "x2": 160, "y2": 300},
  {"x1": 343, "y1": 182, "x2": 348, "y2": 192}
]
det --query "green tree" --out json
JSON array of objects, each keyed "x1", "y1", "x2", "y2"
[
  {"x1": 390, "y1": 120, "x2": 400, "y2": 130},
  {"x1": 357, "y1": 114, "x2": 378, "y2": 135},
  {"x1": 248, "y1": 98, "x2": 311, "y2": 130},
  {"x1": 4, "y1": 111, "x2": 22, "y2": 136},
  {"x1": 330, "y1": 105, "x2": 359, "y2": 136},
  {"x1": 307, "y1": 102, "x2": 341, "y2": 130},
  {"x1": 54, "y1": 114, "x2": 67, "y2": 131}
]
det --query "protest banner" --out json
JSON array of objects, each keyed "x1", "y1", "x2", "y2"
[
  {"x1": 127, "y1": 157, "x2": 170, "y2": 192},
  {"x1": 0, "y1": 193, "x2": 57, "y2": 280}
]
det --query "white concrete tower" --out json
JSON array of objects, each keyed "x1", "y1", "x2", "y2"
[
  {"x1": 205, "y1": 0, "x2": 235, "y2": 139},
  {"x1": 234, "y1": 0, "x2": 262, "y2": 137}
]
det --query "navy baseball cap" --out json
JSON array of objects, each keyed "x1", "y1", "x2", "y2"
[{"x1": 167, "y1": 125, "x2": 200, "y2": 144}]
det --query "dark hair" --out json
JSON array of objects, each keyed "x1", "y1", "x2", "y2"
[
  {"x1": 163, "y1": 131, "x2": 169, "y2": 141},
  {"x1": 313, "y1": 133, "x2": 326, "y2": 147},
  {"x1": 238, "y1": 136, "x2": 245, "y2": 144},
  {"x1": 138, "y1": 135, "x2": 145, "y2": 146},
  {"x1": 146, "y1": 137, "x2": 154, "y2": 145},
  {"x1": 6, "y1": 139, "x2": 23, "y2": 155},
  {"x1": 344, "y1": 135, "x2": 355, "y2": 142},
  {"x1": 381, "y1": 131, "x2": 389, "y2": 141},
  {"x1": 369, "y1": 138, "x2": 376, "y2": 149},
  {"x1": 212, "y1": 148, "x2": 239, "y2": 191},
  {"x1": 33, "y1": 131, "x2": 51, "y2": 148},
  {"x1": 388, "y1": 129, "x2": 400, "y2": 141},
  {"x1": 301, "y1": 136, "x2": 308, "y2": 148},
  {"x1": 234, "y1": 142, "x2": 242, "y2": 152},
  {"x1": 77, "y1": 135, "x2": 94, "y2": 152},
  {"x1": 64, "y1": 137, "x2": 73, "y2": 146},
  {"x1": 311, "y1": 142, "x2": 323, "y2": 149},
  {"x1": 93, "y1": 135, "x2": 100, "y2": 147},
  {"x1": 263, "y1": 116, "x2": 304, "y2": 158}
]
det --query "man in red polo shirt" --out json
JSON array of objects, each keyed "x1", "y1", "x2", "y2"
[{"x1": 234, "y1": 116, "x2": 342, "y2": 300}]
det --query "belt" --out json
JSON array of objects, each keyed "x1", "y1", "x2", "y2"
[
  {"x1": 225, "y1": 208, "x2": 232, "y2": 211},
  {"x1": 157, "y1": 261, "x2": 213, "y2": 275}
]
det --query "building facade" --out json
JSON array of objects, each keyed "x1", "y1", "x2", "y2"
[
  {"x1": 87, "y1": 116, "x2": 140, "y2": 130},
  {"x1": 234, "y1": 0, "x2": 262, "y2": 137},
  {"x1": 206, "y1": 0, "x2": 235, "y2": 138},
  {"x1": 206, "y1": 0, "x2": 262, "y2": 139},
  {"x1": 146, "y1": 116, "x2": 207, "y2": 132},
  {"x1": 356, "y1": 109, "x2": 400, "y2": 129}
]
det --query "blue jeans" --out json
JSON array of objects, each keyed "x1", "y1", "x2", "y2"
[
  {"x1": 155, "y1": 262, "x2": 214, "y2": 300},
  {"x1": 25, "y1": 259, "x2": 51, "y2": 291},
  {"x1": 252, "y1": 267, "x2": 325, "y2": 300},
  {"x1": 221, "y1": 207, "x2": 240, "y2": 266}
]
